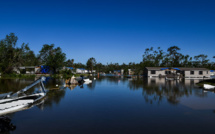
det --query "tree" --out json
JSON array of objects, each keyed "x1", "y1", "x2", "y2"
[
  {"x1": 73, "y1": 62, "x2": 86, "y2": 69},
  {"x1": 180, "y1": 54, "x2": 193, "y2": 67},
  {"x1": 21, "y1": 44, "x2": 40, "y2": 66},
  {"x1": 0, "y1": 33, "x2": 31, "y2": 73},
  {"x1": 142, "y1": 47, "x2": 164, "y2": 67},
  {"x1": 39, "y1": 44, "x2": 66, "y2": 73},
  {"x1": 166, "y1": 46, "x2": 182, "y2": 67},
  {"x1": 194, "y1": 54, "x2": 209, "y2": 67},
  {"x1": 65, "y1": 59, "x2": 74, "y2": 67},
  {"x1": 95, "y1": 62, "x2": 104, "y2": 73},
  {"x1": 86, "y1": 57, "x2": 96, "y2": 73}
]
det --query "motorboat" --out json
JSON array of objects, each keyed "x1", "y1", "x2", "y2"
[
  {"x1": 76, "y1": 76, "x2": 92, "y2": 84},
  {"x1": 203, "y1": 84, "x2": 215, "y2": 90},
  {"x1": 0, "y1": 77, "x2": 46, "y2": 116},
  {"x1": 83, "y1": 78, "x2": 92, "y2": 83}
]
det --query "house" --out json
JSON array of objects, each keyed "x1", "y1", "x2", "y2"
[
  {"x1": 76, "y1": 68, "x2": 88, "y2": 74},
  {"x1": 210, "y1": 70, "x2": 215, "y2": 76},
  {"x1": 128, "y1": 69, "x2": 135, "y2": 75},
  {"x1": 145, "y1": 67, "x2": 210, "y2": 78},
  {"x1": 13, "y1": 66, "x2": 37, "y2": 74},
  {"x1": 180, "y1": 68, "x2": 210, "y2": 78}
]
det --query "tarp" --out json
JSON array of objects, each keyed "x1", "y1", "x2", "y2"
[
  {"x1": 160, "y1": 68, "x2": 169, "y2": 70},
  {"x1": 41, "y1": 65, "x2": 49, "y2": 73},
  {"x1": 160, "y1": 68, "x2": 180, "y2": 71},
  {"x1": 173, "y1": 68, "x2": 180, "y2": 70},
  {"x1": 210, "y1": 70, "x2": 214, "y2": 72},
  {"x1": 67, "y1": 67, "x2": 74, "y2": 70}
]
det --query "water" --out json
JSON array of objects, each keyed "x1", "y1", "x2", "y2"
[{"x1": 1, "y1": 77, "x2": 215, "y2": 134}]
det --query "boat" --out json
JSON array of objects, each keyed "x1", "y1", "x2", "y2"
[
  {"x1": 83, "y1": 78, "x2": 92, "y2": 83},
  {"x1": 0, "y1": 77, "x2": 46, "y2": 116},
  {"x1": 203, "y1": 84, "x2": 215, "y2": 90},
  {"x1": 75, "y1": 76, "x2": 92, "y2": 84}
]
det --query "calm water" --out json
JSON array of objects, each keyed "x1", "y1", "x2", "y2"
[{"x1": 1, "y1": 77, "x2": 215, "y2": 134}]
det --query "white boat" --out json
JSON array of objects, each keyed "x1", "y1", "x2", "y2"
[
  {"x1": 203, "y1": 84, "x2": 215, "y2": 90},
  {"x1": 83, "y1": 78, "x2": 92, "y2": 84},
  {"x1": 0, "y1": 77, "x2": 46, "y2": 116},
  {"x1": 83, "y1": 78, "x2": 92, "y2": 82}
]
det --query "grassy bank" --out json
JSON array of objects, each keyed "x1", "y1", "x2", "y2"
[{"x1": 196, "y1": 79, "x2": 215, "y2": 87}]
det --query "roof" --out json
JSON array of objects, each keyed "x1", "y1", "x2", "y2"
[
  {"x1": 145, "y1": 67, "x2": 163, "y2": 71},
  {"x1": 178, "y1": 68, "x2": 210, "y2": 71},
  {"x1": 77, "y1": 68, "x2": 85, "y2": 70},
  {"x1": 67, "y1": 67, "x2": 74, "y2": 70},
  {"x1": 145, "y1": 67, "x2": 210, "y2": 71}
]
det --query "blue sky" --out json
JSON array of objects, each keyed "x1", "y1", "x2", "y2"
[{"x1": 0, "y1": 0, "x2": 215, "y2": 64}]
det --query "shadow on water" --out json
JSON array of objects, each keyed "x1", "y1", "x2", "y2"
[
  {"x1": 127, "y1": 77, "x2": 206, "y2": 105},
  {"x1": 0, "y1": 116, "x2": 16, "y2": 133},
  {"x1": 1, "y1": 76, "x2": 215, "y2": 134}
]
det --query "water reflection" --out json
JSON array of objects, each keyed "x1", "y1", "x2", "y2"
[
  {"x1": 44, "y1": 89, "x2": 65, "y2": 108},
  {"x1": 0, "y1": 116, "x2": 16, "y2": 133},
  {"x1": 0, "y1": 78, "x2": 35, "y2": 94},
  {"x1": 1, "y1": 77, "x2": 215, "y2": 134},
  {"x1": 0, "y1": 77, "x2": 210, "y2": 109},
  {"x1": 128, "y1": 78, "x2": 205, "y2": 105}
]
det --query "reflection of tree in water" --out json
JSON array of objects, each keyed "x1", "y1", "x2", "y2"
[
  {"x1": 0, "y1": 116, "x2": 16, "y2": 133},
  {"x1": 128, "y1": 78, "x2": 205, "y2": 105},
  {"x1": 0, "y1": 79, "x2": 35, "y2": 94},
  {"x1": 87, "y1": 80, "x2": 96, "y2": 90},
  {"x1": 42, "y1": 78, "x2": 66, "y2": 108},
  {"x1": 103, "y1": 76, "x2": 127, "y2": 85},
  {"x1": 43, "y1": 89, "x2": 66, "y2": 108}
]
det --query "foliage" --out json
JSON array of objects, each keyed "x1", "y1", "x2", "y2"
[
  {"x1": 39, "y1": 44, "x2": 66, "y2": 73},
  {"x1": 1, "y1": 33, "x2": 215, "y2": 76},
  {"x1": 73, "y1": 62, "x2": 86, "y2": 69},
  {"x1": 0, "y1": 33, "x2": 38, "y2": 74},
  {"x1": 86, "y1": 57, "x2": 96, "y2": 72},
  {"x1": 64, "y1": 59, "x2": 74, "y2": 67},
  {"x1": 194, "y1": 54, "x2": 209, "y2": 67},
  {"x1": 166, "y1": 46, "x2": 182, "y2": 67}
]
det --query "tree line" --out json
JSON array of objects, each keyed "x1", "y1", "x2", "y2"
[{"x1": 0, "y1": 33, "x2": 214, "y2": 75}]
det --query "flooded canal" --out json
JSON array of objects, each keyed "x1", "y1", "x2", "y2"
[{"x1": 1, "y1": 77, "x2": 215, "y2": 134}]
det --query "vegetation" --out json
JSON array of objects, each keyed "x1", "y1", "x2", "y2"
[
  {"x1": 39, "y1": 44, "x2": 66, "y2": 73},
  {"x1": 86, "y1": 57, "x2": 96, "y2": 72},
  {"x1": 0, "y1": 33, "x2": 215, "y2": 76},
  {"x1": 0, "y1": 33, "x2": 38, "y2": 74}
]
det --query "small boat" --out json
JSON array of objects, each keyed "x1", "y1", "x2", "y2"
[
  {"x1": 0, "y1": 77, "x2": 46, "y2": 116},
  {"x1": 76, "y1": 76, "x2": 92, "y2": 84},
  {"x1": 203, "y1": 84, "x2": 215, "y2": 90},
  {"x1": 83, "y1": 78, "x2": 92, "y2": 83}
]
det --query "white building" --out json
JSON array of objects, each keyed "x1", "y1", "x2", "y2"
[{"x1": 145, "y1": 67, "x2": 210, "y2": 78}]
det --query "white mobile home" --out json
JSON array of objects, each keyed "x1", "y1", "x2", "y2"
[{"x1": 145, "y1": 67, "x2": 210, "y2": 78}]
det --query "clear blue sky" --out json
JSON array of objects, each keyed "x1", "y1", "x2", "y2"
[{"x1": 0, "y1": 0, "x2": 215, "y2": 64}]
